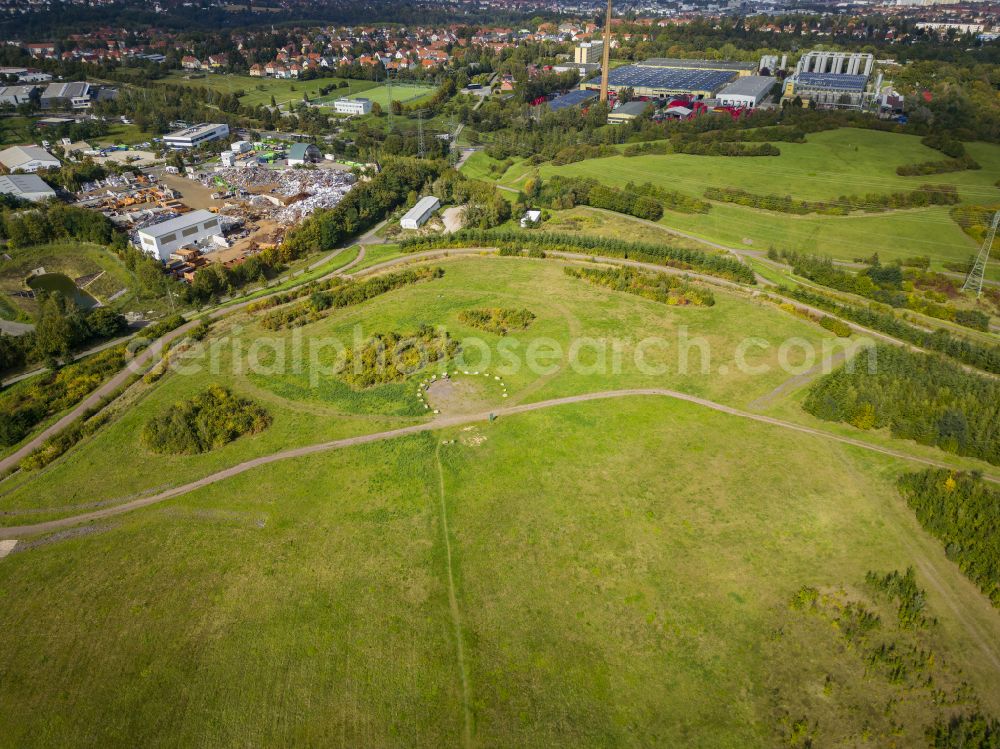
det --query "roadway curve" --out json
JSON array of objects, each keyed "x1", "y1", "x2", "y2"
[{"x1": 2, "y1": 387, "x2": 995, "y2": 540}]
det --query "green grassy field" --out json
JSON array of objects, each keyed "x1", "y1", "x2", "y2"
[
  {"x1": 157, "y1": 72, "x2": 377, "y2": 108},
  {"x1": 471, "y1": 128, "x2": 1000, "y2": 278},
  {"x1": 1, "y1": 395, "x2": 998, "y2": 746},
  {"x1": 1, "y1": 256, "x2": 998, "y2": 746}
]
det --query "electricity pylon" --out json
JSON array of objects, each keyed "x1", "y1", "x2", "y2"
[{"x1": 962, "y1": 210, "x2": 999, "y2": 297}]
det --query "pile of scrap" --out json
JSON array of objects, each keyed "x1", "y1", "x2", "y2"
[{"x1": 202, "y1": 164, "x2": 355, "y2": 223}]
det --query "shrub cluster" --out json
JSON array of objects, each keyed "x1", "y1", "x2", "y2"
[
  {"x1": 342, "y1": 327, "x2": 459, "y2": 388},
  {"x1": 260, "y1": 267, "x2": 444, "y2": 331},
  {"x1": 896, "y1": 155, "x2": 980, "y2": 176},
  {"x1": 399, "y1": 229, "x2": 757, "y2": 285},
  {"x1": 458, "y1": 307, "x2": 536, "y2": 336},
  {"x1": 564, "y1": 266, "x2": 715, "y2": 306},
  {"x1": 897, "y1": 470, "x2": 1000, "y2": 608},
  {"x1": 803, "y1": 344, "x2": 1000, "y2": 465},
  {"x1": 0, "y1": 202, "x2": 119, "y2": 248},
  {"x1": 865, "y1": 567, "x2": 931, "y2": 628},
  {"x1": 141, "y1": 386, "x2": 271, "y2": 454}
]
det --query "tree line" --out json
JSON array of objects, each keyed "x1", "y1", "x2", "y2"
[
  {"x1": 399, "y1": 229, "x2": 758, "y2": 285},
  {"x1": 705, "y1": 183, "x2": 960, "y2": 216},
  {"x1": 897, "y1": 469, "x2": 999, "y2": 608}
]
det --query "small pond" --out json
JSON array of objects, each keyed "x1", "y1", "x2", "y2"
[{"x1": 26, "y1": 273, "x2": 99, "y2": 310}]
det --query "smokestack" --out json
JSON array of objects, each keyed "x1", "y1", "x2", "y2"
[{"x1": 599, "y1": 0, "x2": 613, "y2": 104}]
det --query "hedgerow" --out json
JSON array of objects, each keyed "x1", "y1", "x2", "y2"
[{"x1": 564, "y1": 266, "x2": 715, "y2": 306}]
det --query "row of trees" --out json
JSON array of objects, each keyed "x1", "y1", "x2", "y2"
[
  {"x1": 783, "y1": 285, "x2": 1000, "y2": 373},
  {"x1": 770, "y1": 249, "x2": 990, "y2": 331},
  {"x1": 399, "y1": 229, "x2": 758, "y2": 285},
  {"x1": 705, "y1": 183, "x2": 960, "y2": 216},
  {"x1": 564, "y1": 266, "x2": 716, "y2": 307},
  {"x1": 897, "y1": 470, "x2": 999, "y2": 608},
  {"x1": 804, "y1": 343, "x2": 1000, "y2": 464}
]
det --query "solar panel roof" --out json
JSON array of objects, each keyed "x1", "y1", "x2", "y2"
[
  {"x1": 795, "y1": 73, "x2": 867, "y2": 92},
  {"x1": 548, "y1": 89, "x2": 599, "y2": 111},
  {"x1": 585, "y1": 65, "x2": 738, "y2": 94}
]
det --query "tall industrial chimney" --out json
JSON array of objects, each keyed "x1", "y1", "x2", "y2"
[{"x1": 599, "y1": 0, "x2": 613, "y2": 103}]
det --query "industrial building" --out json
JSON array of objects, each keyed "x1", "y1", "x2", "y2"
[
  {"x1": 136, "y1": 209, "x2": 225, "y2": 261},
  {"x1": 795, "y1": 51, "x2": 874, "y2": 78},
  {"x1": 287, "y1": 143, "x2": 322, "y2": 166},
  {"x1": 0, "y1": 145, "x2": 60, "y2": 173},
  {"x1": 642, "y1": 58, "x2": 757, "y2": 76},
  {"x1": 40, "y1": 82, "x2": 92, "y2": 109},
  {"x1": 400, "y1": 196, "x2": 440, "y2": 230},
  {"x1": 547, "y1": 89, "x2": 598, "y2": 111},
  {"x1": 716, "y1": 76, "x2": 777, "y2": 109},
  {"x1": 163, "y1": 123, "x2": 230, "y2": 150},
  {"x1": 574, "y1": 41, "x2": 604, "y2": 65},
  {"x1": 0, "y1": 85, "x2": 38, "y2": 106},
  {"x1": 783, "y1": 73, "x2": 869, "y2": 109},
  {"x1": 0, "y1": 174, "x2": 56, "y2": 202},
  {"x1": 583, "y1": 63, "x2": 737, "y2": 99},
  {"x1": 333, "y1": 97, "x2": 372, "y2": 115},
  {"x1": 607, "y1": 100, "x2": 650, "y2": 124}
]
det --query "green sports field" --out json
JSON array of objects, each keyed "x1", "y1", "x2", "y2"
[
  {"x1": 316, "y1": 82, "x2": 438, "y2": 110},
  {"x1": 1, "y1": 256, "x2": 998, "y2": 746},
  {"x1": 471, "y1": 128, "x2": 1000, "y2": 278}
]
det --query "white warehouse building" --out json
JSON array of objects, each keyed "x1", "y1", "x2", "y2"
[
  {"x1": 716, "y1": 76, "x2": 777, "y2": 109},
  {"x1": 400, "y1": 196, "x2": 440, "y2": 230},
  {"x1": 163, "y1": 123, "x2": 230, "y2": 150},
  {"x1": 136, "y1": 209, "x2": 224, "y2": 261},
  {"x1": 333, "y1": 97, "x2": 372, "y2": 116}
]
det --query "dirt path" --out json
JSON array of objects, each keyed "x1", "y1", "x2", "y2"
[
  {"x1": 435, "y1": 444, "x2": 475, "y2": 747},
  {"x1": 2, "y1": 387, "x2": 996, "y2": 540}
]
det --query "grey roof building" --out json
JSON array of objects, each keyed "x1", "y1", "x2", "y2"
[{"x1": 0, "y1": 174, "x2": 56, "y2": 202}]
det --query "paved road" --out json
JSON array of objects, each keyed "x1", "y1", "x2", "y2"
[{"x1": 2, "y1": 387, "x2": 995, "y2": 540}]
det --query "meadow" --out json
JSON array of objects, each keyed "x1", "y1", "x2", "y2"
[
  {"x1": 472, "y1": 128, "x2": 1000, "y2": 279},
  {"x1": 1, "y1": 255, "x2": 998, "y2": 746},
  {"x1": 0, "y1": 395, "x2": 998, "y2": 746}
]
